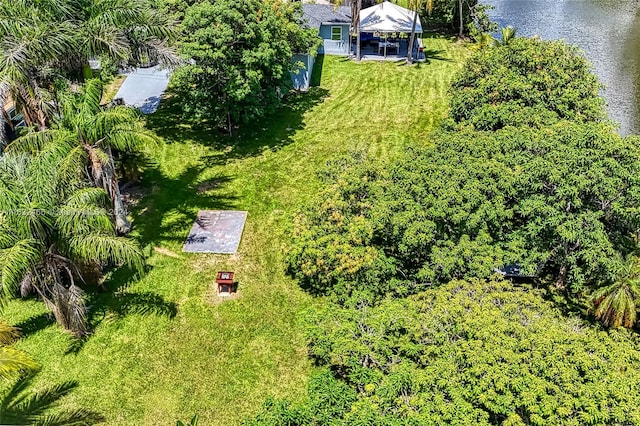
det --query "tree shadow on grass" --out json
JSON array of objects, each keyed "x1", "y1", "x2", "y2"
[
  {"x1": 130, "y1": 164, "x2": 236, "y2": 248},
  {"x1": 205, "y1": 87, "x2": 330, "y2": 167},
  {"x1": 0, "y1": 372, "x2": 104, "y2": 424},
  {"x1": 14, "y1": 312, "x2": 52, "y2": 339},
  {"x1": 146, "y1": 86, "x2": 330, "y2": 160},
  {"x1": 63, "y1": 264, "x2": 178, "y2": 354}
]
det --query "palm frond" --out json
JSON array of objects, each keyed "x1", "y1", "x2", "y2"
[
  {"x1": 0, "y1": 320, "x2": 20, "y2": 345},
  {"x1": 34, "y1": 408, "x2": 105, "y2": 426},
  {"x1": 63, "y1": 187, "x2": 109, "y2": 207},
  {"x1": 104, "y1": 128, "x2": 157, "y2": 152},
  {"x1": 56, "y1": 204, "x2": 114, "y2": 238},
  {"x1": 0, "y1": 238, "x2": 43, "y2": 298},
  {"x1": 68, "y1": 233, "x2": 143, "y2": 272},
  {"x1": 0, "y1": 347, "x2": 39, "y2": 380}
]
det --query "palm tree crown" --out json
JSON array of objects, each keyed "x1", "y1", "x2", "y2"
[
  {"x1": 0, "y1": 146, "x2": 143, "y2": 336},
  {"x1": 592, "y1": 256, "x2": 640, "y2": 328},
  {"x1": 8, "y1": 79, "x2": 156, "y2": 234}
]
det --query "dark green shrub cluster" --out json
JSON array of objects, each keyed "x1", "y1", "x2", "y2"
[
  {"x1": 249, "y1": 281, "x2": 640, "y2": 425},
  {"x1": 249, "y1": 37, "x2": 640, "y2": 425},
  {"x1": 287, "y1": 123, "x2": 640, "y2": 300},
  {"x1": 445, "y1": 37, "x2": 606, "y2": 130}
]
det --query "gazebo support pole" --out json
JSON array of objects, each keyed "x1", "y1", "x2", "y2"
[
  {"x1": 384, "y1": 33, "x2": 387, "y2": 58},
  {"x1": 356, "y1": 0, "x2": 362, "y2": 60}
]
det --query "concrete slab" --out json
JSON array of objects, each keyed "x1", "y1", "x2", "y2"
[
  {"x1": 182, "y1": 210, "x2": 248, "y2": 254},
  {"x1": 114, "y1": 66, "x2": 171, "y2": 114}
]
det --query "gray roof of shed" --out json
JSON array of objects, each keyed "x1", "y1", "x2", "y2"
[{"x1": 302, "y1": 4, "x2": 352, "y2": 29}]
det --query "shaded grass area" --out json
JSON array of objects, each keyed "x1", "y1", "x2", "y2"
[{"x1": 1, "y1": 37, "x2": 469, "y2": 425}]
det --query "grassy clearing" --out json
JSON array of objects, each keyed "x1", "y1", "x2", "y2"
[
  {"x1": 100, "y1": 75, "x2": 127, "y2": 104},
  {"x1": 2, "y1": 36, "x2": 469, "y2": 425}
]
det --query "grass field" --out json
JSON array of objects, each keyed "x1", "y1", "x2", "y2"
[{"x1": 2, "y1": 36, "x2": 469, "y2": 425}]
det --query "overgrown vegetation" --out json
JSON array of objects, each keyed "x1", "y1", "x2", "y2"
[
  {"x1": 2, "y1": 41, "x2": 469, "y2": 424},
  {"x1": 168, "y1": 0, "x2": 318, "y2": 132},
  {"x1": 249, "y1": 36, "x2": 640, "y2": 425},
  {"x1": 249, "y1": 280, "x2": 640, "y2": 425},
  {"x1": 288, "y1": 122, "x2": 640, "y2": 302}
]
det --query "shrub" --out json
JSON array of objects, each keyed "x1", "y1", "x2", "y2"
[{"x1": 445, "y1": 37, "x2": 606, "y2": 130}]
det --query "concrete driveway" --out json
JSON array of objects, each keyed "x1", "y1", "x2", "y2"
[{"x1": 114, "y1": 66, "x2": 171, "y2": 114}]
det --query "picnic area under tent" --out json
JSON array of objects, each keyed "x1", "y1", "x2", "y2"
[{"x1": 357, "y1": 1, "x2": 424, "y2": 61}]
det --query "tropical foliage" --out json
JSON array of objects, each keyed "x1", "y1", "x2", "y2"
[
  {"x1": 0, "y1": 321, "x2": 38, "y2": 380},
  {"x1": 0, "y1": 147, "x2": 143, "y2": 336},
  {"x1": 0, "y1": 0, "x2": 175, "y2": 142},
  {"x1": 288, "y1": 123, "x2": 640, "y2": 301},
  {"x1": 7, "y1": 79, "x2": 156, "y2": 234},
  {"x1": 445, "y1": 37, "x2": 606, "y2": 130},
  {"x1": 261, "y1": 34, "x2": 640, "y2": 426},
  {"x1": 169, "y1": 0, "x2": 319, "y2": 132},
  {"x1": 0, "y1": 372, "x2": 104, "y2": 425},
  {"x1": 248, "y1": 280, "x2": 640, "y2": 425},
  {"x1": 592, "y1": 256, "x2": 640, "y2": 328}
]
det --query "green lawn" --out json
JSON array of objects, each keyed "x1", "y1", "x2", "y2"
[{"x1": 2, "y1": 37, "x2": 469, "y2": 425}]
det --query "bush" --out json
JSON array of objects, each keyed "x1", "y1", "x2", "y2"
[
  {"x1": 287, "y1": 123, "x2": 640, "y2": 300},
  {"x1": 306, "y1": 280, "x2": 640, "y2": 425},
  {"x1": 445, "y1": 37, "x2": 606, "y2": 130},
  {"x1": 248, "y1": 280, "x2": 640, "y2": 425}
]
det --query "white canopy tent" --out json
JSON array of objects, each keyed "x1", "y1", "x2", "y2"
[
  {"x1": 357, "y1": 1, "x2": 423, "y2": 59},
  {"x1": 359, "y1": 1, "x2": 423, "y2": 34}
]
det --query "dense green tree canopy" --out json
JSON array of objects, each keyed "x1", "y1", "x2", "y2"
[
  {"x1": 170, "y1": 0, "x2": 318, "y2": 131},
  {"x1": 445, "y1": 37, "x2": 606, "y2": 130},
  {"x1": 288, "y1": 123, "x2": 640, "y2": 301},
  {"x1": 248, "y1": 280, "x2": 640, "y2": 425}
]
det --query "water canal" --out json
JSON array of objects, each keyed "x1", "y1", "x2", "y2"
[{"x1": 485, "y1": 0, "x2": 640, "y2": 135}]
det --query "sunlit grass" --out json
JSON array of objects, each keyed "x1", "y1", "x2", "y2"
[{"x1": 2, "y1": 36, "x2": 469, "y2": 425}]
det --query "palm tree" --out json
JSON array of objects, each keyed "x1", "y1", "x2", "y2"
[
  {"x1": 0, "y1": 321, "x2": 38, "y2": 380},
  {"x1": 0, "y1": 0, "x2": 176, "y2": 143},
  {"x1": 407, "y1": 0, "x2": 433, "y2": 64},
  {"x1": 0, "y1": 148, "x2": 144, "y2": 336},
  {"x1": 0, "y1": 372, "x2": 104, "y2": 425},
  {"x1": 592, "y1": 257, "x2": 640, "y2": 328},
  {"x1": 498, "y1": 26, "x2": 517, "y2": 46},
  {"x1": 0, "y1": 0, "x2": 77, "y2": 137},
  {"x1": 8, "y1": 79, "x2": 156, "y2": 234},
  {"x1": 75, "y1": 0, "x2": 177, "y2": 79}
]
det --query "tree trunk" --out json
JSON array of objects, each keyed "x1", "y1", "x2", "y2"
[
  {"x1": 458, "y1": 0, "x2": 464, "y2": 38},
  {"x1": 555, "y1": 264, "x2": 568, "y2": 290},
  {"x1": 1, "y1": 108, "x2": 14, "y2": 131},
  {"x1": 407, "y1": 10, "x2": 418, "y2": 64},
  {"x1": 104, "y1": 146, "x2": 132, "y2": 234}
]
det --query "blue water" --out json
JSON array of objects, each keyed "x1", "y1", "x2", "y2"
[{"x1": 485, "y1": 0, "x2": 640, "y2": 135}]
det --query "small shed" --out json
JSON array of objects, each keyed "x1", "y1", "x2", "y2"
[
  {"x1": 291, "y1": 4, "x2": 352, "y2": 91},
  {"x1": 303, "y1": 4, "x2": 352, "y2": 55}
]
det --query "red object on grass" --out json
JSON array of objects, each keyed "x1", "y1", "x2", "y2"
[{"x1": 216, "y1": 271, "x2": 235, "y2": 294}]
